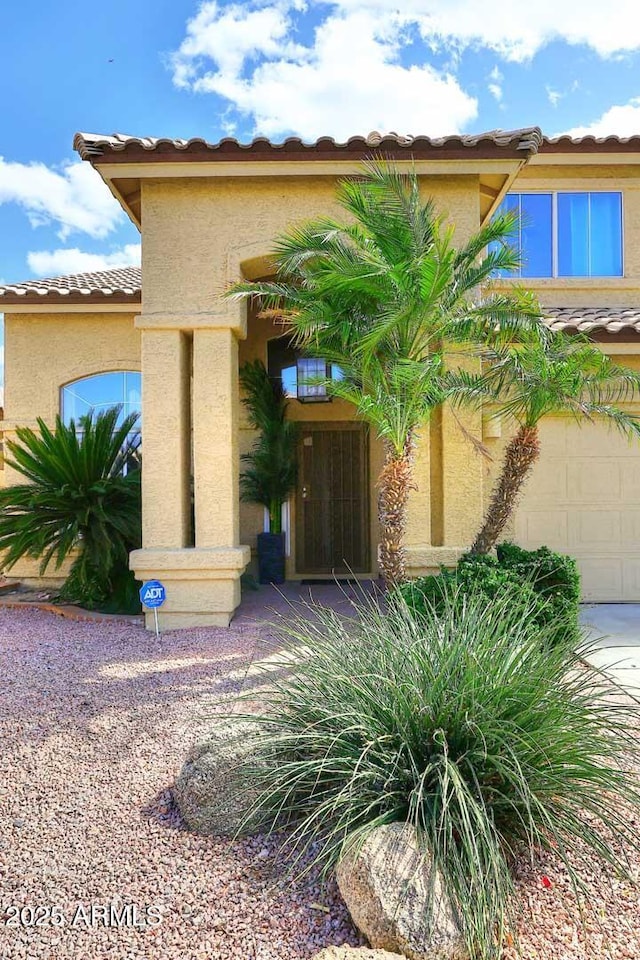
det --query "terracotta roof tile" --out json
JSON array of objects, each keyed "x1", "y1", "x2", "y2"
[
  {"x1": 543, "y1": 306, "x2": 640, "y2": 334},
  {"x1": 543, "y1": 134, "x2": 640, "y2": 152},
  {"x1": 72, "y1": 128, "x2": 640, "y2": 163},
  {"x1": 2, "y1": 270, "x2": 639, "y2": 339},
  {"x1": 0, "y1": 266, "x2": 141, "y2": 305},
  {"x1": 73, "y1": 128, "x2": 543, "y2": 162}
]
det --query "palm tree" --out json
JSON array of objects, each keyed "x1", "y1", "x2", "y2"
[
  {"x1": 468, "y1": 329, "x2": 640, "y2": 555},
  {"x1": 228, "y1": 163, "x2": 541, "y2": 586},
  {"x1": 0, "y1": 406, "x2": 141, "y2": 609},
  {"x1": 239, "y1": 359, "x2": 298, "y2": 535}
]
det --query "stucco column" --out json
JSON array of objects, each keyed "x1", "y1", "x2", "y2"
[
  {"x1": 140, "y1": 329, "x2": 192, "y2": 549},
  {"x1": 192, "y1": 328, "x2": 240, "y2": 548},
  {"x1": 130, "y1": 310, "x2": 249, "y2": 630},
  {"x1": 403, "y1": 356, "x2": 484, "y2": 578},
  {"x1": 440, "y1": 404, "x2": 484, "y2": 547}
]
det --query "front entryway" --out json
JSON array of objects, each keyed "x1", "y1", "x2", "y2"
[{"x1": 295, "y1": 422, "x2": 370, "y2": 575}]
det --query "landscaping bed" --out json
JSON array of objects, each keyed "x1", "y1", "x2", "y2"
[
  {"x1": 0, "y1": 604, "x2": 639, "y2": 959},
  {"x1": 0, "y1": 607, "x2": 357, "y2": 960}
]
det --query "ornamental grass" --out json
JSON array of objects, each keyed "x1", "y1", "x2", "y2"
[{"x1": 236, "y1": 586, "x2": 640, "y2": 958}]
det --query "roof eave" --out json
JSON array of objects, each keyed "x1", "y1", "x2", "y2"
[
  {"x1": 73, "y1": 128, "x2": 544, "y2": 166},
  {"x1": 0, "y1": 290, "x2": 140, "y2": 308}
]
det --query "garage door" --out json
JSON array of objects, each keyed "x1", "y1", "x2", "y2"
[{"x1": 514, "y1": 418, "x2": 640, "y2": 601}]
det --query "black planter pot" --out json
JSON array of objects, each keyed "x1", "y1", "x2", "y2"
[{"x1": 257, "y1": 531, "x2": 286, "y2": 585}]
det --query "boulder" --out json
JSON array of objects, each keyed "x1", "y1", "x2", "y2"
[
  {"x1": 335, "y1": 823, "x2": 467, "y2": 960},
  {"x1": 173, "y1": 718, "x2": 269, "y2": 837},
  {"x1": 312, "y1": 948, "x2": 402, "y2": 959}
]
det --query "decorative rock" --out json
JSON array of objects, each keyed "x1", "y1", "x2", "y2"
[
  {"x1": 313, "y1": 948, "x2": 402, "y2": 959},
  {"x1": 173, "y1": 718, "x2": 269, "y2": 837},
  {"x1": 335, "y1": 823, "x2": 467, "y2": 960}
]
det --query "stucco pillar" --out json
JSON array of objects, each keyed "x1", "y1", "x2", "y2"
[
  {"x1": 404, "y1": 356, "x2": 484, "y2": 578},
  {"x1": 130, "y1": 310, "x2": 249, "y2": 630},
  {"x1": 140, "y1": 329, "x2": 192, "y2": 549},
  {"x1": 192, "y1": 328, "x2": 240, "y2": 548},
  {"x1": 440, "y1": 404, "x2": 484, "y2": 547}
]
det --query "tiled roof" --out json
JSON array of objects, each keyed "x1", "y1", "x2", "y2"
[
  {"x1": 73, "y1": 128, "x2": 544, "y2": 162},
  {"x1": 543, "y1": 134, "x2": 640, "y2": 152},
  {"x1": 1, "y1": 269, "x2": 639, "y2": 338},
  {"x1": 0, "y1": 267, "x2": 141, "y2": 305},
  {"x1": 544, "y1": 306, "x2": 640, "y2": 334},
  {"x1": 73, "y1": 128, "x2": 640, "y2": 164}
]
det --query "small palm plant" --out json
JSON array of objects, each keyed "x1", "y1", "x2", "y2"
[
  {"x1": 228, "y1": 162, "x2": 541, "y2": 586},
  {"x1": 468, "y1": 329, "x2": 640, "y2": 554},
  {"x1": 240, "y1": 360, "x2": 298, "y2": 582},
  {"x1": 0, "y1": 406, "x2": 141, "y2": 610}
]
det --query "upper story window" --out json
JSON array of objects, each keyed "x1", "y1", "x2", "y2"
[{"x1": 491, "y1": 191, "x2": 623, "y2": 278}]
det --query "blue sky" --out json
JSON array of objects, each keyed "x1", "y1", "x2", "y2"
[{"x1": 1, "y1": 0, "x2": 640, "y2": 293}]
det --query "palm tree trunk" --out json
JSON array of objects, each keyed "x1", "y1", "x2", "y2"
[
  {"x1": 378, "y1": 436, "x2": 416, "y2": 587},
  {"x1": 470, "y1": 424, "x2": 540, "y2": 556}
]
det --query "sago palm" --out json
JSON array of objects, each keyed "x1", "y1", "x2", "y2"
[
  {"x1": 468, "y1": 329, "x2": 640, "y2": 554},
  {"x1": 228, "y1": 162, "x2": 541, "y2": 585},
  {"x1": 0, "y1": 406, "x2": 142, "y2": 608}
]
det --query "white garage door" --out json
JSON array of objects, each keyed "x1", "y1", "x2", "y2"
[{"x1": 514, "y1": 418, "x2": 640, "y2": 601}]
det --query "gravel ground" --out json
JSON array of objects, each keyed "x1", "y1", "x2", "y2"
[
  {"x1": 1, "y1": 603, "x2": 640, "y2": 959},
  {"x1": 0, "y1": 606, "x2": 358, "y2": 960}
]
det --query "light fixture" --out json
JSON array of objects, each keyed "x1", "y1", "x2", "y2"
[{"x1": 296, "y1": 357, "x2": 331, "y2": 403}]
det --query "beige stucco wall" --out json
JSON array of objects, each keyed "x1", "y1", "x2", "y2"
[
  {"x1": 6, "y1": 156, "x2": 640, "y2": 614},
  {"x1": 1, "y1": 310, "x2": 140, "y2": 583},
  {"x1": 139, "y1": 173, "x2": 484, "y2": 591}
]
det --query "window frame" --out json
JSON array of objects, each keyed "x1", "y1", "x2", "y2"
[
  {"x1": 496, "y1": 189, "x2": 624, "y2": 280},
  {"x1": 60, "y1": 371, "x2": 142, "y2": 473},
  {"x1": 60, "y1": 370, "x2": 142, "y2": 427}
]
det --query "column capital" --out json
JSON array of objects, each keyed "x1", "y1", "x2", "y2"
[{"x1": 135, "y1": 306, "x2": 246, "y2": 338}]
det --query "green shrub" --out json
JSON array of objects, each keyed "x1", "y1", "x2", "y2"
[
  {"x1": 0, "y1": 407, "x2": 142, "y2": 613},
  {"x1": 400, "y1": 544, "x2": 580, "y2": 645},
  {"x1": 235, "y1": 589, "x2": 640, "y2": 959},
  {"x1": 496, "y1": 542, "x2": 580, "y2": 635}
]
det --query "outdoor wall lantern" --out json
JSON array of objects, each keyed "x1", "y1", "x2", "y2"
[{"x1": 296, "y1": 357, "x2": 332, "y2": 403}]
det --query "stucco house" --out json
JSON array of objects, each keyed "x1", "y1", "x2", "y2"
[{"x1": 1, "y1": 126, "x2": 640, "y2": 629}]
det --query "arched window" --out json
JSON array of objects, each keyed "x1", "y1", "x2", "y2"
[{"x1": 61, "y1": 372, "x2": 141, "y2": 455}]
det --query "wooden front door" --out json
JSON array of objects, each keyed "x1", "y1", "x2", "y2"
[{"x1": 296, "y1": 422, "x2": 370, "y2": 575}]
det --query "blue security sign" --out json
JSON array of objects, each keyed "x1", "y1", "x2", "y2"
[{"x1": 139, "y1": 580, "x2": 166, "y2": 609}]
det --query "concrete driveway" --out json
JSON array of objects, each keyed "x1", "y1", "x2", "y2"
[{"x1": 580, "y1": 604, "x2": 640, "y2": 696}]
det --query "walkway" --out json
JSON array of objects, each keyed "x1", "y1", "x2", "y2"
[{"x1": 580, "y1": 603, "x2": 640, "y2": 696}]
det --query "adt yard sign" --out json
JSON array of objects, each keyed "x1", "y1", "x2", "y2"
[
  {"x1": 140, "y1": 580, "x2": 166, "y2": 636},
  {"x1": 140, "y1": 580, "x2": 166, "y2": 608}
]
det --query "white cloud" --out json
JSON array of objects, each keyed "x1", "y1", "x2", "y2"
[
  {"x1": 172, "y1": 1, "x2": 304, "y2": 85},
  {"x1": 564, "y1": 97, "x2": 640, "y2": 137},
  {"x1": 171, "y1": 2, "x2": 478, "y2": 140},
  {"x1": 27, "y1": 244, "x2": 141, "y2": 278},
  {"x1": 0, "y1": 158, "x2": 124, "y2": 240},
  {"x1": 487, "y1": 65, "x2": 503, "y2": 103},
  {"x1": 335, "y1": 0, "x2": 640, "y2": 61},
  {"x1": 546, "y1": 86, "x2": 562, "y2": 108},
  {"x1": 561, "y1": 96, "x2": 640, "y2": 138},
  {"x1": 171, "y1": 2, "x2": 640, "y2": 141},
  {"x1": 546, "y1": 79, "x2": 579, "y2": 109}
]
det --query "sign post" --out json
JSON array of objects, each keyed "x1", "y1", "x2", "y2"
[{"x1": 139, "y1": 580, "x2": 166, "y2": 638}]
